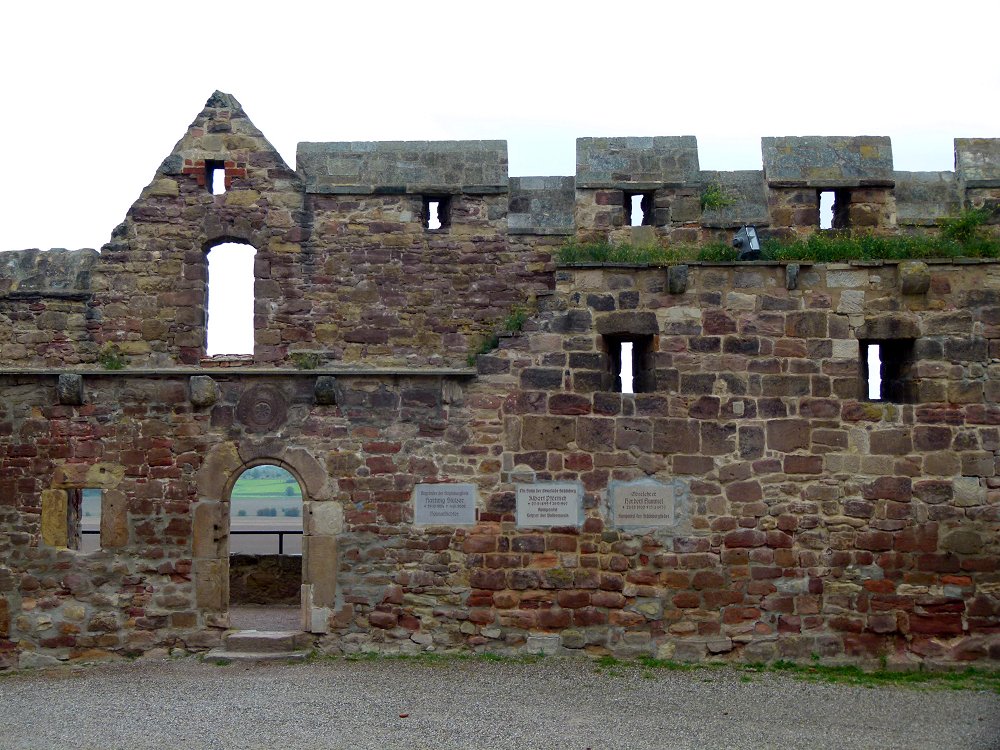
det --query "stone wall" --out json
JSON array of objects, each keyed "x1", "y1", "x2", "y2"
[{"x1": 1, "y1": 91, "x2": 999, "y2": 670}]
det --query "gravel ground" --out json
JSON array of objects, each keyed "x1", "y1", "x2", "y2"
[{"x1": 0, "y1": 656, "x2": 997, "y2": 750}]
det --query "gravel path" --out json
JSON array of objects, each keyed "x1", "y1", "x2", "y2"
[{"x1": 0, "y1": 657, "x2": 997, "y2": 750}]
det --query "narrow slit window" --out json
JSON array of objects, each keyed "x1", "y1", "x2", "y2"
[
  {"x1": 206, "y1": 160, "x2": 226, "y2": 195},
  {"x1": 819, "y1": 191, "x2": 835, "y2": 229},
  {"x1": 423, "y1": 196, "x2": 450, "y2": 231},
  {"x1": 624, "y1": 191, "x2": 653, "y2": 227},
  {"x1": 619, "y1": 341, "x2": 635, "y2": 393},
  {"x1": 860, "y1": 339, "x2": 916, "y2": 403},
  {"x1": 206, "y1": 242, "x2": 257, "y2": 356},
  {"x1": 606, "y1": 335, "x2": 654, "y2": 393},
  {"x1": 866, "y1": 344, "x2": 881, "y2": 400}
]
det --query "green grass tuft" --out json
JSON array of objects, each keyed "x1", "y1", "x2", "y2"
[{"x1": 558, "y1": 221, "x2": 1000, "y2": 267}]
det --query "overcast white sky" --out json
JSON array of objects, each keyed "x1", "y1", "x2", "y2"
[
  {"x1": 1, "y1": 0, "x2": 998, "y2": 352},
  {"x1": 2, "y1": 0, "x2": 998, "y2": 253}
]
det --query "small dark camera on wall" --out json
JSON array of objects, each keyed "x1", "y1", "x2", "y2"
[{"x1": 732, "y1": 225, "x2": 761, "y2": 260}]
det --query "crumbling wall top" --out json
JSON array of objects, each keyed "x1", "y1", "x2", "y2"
[
  {"x1": 0, "y1": 248, "x2": 98, "y2": 295},
  {"x1": 761, "y1": 136, "x2": 894, "y2": 187},
  {"x1": 508, "y1": 176, "x2": 575, "y2": 235},
  {"x1": 893, "y1": 171, "x2": 961, "y2": 226},
  {"x1": 956, "y1": 138, "x2": 1000, "y2": 187},
  {"x1": 296, "y1": 140, "x2": 509, "y2": 195},
  {"x1": 575, "y1": 136, "x2": 700, "y2": 188},
  {"x1": 697, "y1": 170, "x2": 769, "y2": 228}
]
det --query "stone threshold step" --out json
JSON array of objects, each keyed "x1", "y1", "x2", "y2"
[
  {"x1": 205, "y1": 648, "x2": 310, "y2": 663},
  {"x1": 222, "y1": 629, "x2": 314, "y2": 654}
]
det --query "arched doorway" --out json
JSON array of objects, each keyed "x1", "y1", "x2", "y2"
[
  {"x1": 193, "y1": 441, "x2": 339, "y2": 635},
  {"x1": 227, "y1": 463, "x2": 303, "y2": 630}
]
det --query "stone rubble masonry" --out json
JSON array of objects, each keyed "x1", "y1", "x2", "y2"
[{"x1": 0, "y1": 91, "x2": 998, "y2": 671}]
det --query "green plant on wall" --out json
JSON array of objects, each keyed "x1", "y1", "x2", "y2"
[
  {"x1": 700, "y1": 182, "x2": 736, "y2": 211},
  {"x1": 940, "y1": 207, "x2": 992, "y2": 243},
  {"x1": 503, "y1": 306, "x2": 528, "y2": 333},
  {"x1": 466, "y1": 303, "x2": 532, "y2": 366},
  {"x1": 290, "y1": 352, "x2": 322, "y2": 370},
  {"x1": 97, "y1": 344, "x2": 125, "y2": 370}
]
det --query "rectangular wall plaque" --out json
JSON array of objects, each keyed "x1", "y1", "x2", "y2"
[
  {"x1": 413, "y1": 483, "x2": 477, "y2": 525},
  {"x1": 516, "y1": 482, "x2": 582, "y2": 527},
  {"x1": 610, "y1": 479, "x2": 676, "y2": 527}
]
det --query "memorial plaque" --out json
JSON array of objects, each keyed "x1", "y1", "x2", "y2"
[
  {"x1": 413, "y1": 483, "x2": 477, "y2": 525},
  {"x1": 516, "y1": 482, "x2": 582, "y2": 527},
  {"x1": 610, "y1": 479, "x2": 676, "y2": 527}
]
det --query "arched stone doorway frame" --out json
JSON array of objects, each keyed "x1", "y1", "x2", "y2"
[{"x1": 193, "y1": 440, "x2": 339, "y2": 633}]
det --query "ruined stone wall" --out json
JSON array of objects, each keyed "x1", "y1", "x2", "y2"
[
  {"x1": 1, "y1": 92, "x2": 999, "y2": 670},
  {"x1": 0, "y1": 250, "x2": 98, "y2": 366},
  {"x1": 3, "y1": 259, "x2": 999, "y2": 669}
]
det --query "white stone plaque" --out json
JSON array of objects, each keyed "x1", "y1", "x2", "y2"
[
  {"x1": 611, "y1": 479, "x2": 676, "y2": 527},
  {"x1": 413, "y1": 483, "x2": 477, "y2": 525},
  {"x1": 516, "y1": 482, "x2": 582, "y2": 527}
]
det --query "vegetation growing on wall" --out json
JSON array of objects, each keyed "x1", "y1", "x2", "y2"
[
  {"x1": 558, "y1": 209, "x2": 1000, "y2": 266},
  {"x1": 466, "y1": 305, "x2": 531, "y2": 365},
  {"x1": 699, "y1": 182, "x2": 736, "y2": 211}
]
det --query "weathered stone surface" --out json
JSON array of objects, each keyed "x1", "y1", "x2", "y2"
[
  {"x1": 762, "y1": 136, "x2": 893, "y2": 186},
  {"x1": 189, "y1": 375, "x2": 218, "y2": 408},
  {"x1": 304, "y1": 535, "x2": 337, "y2": 608},
  {"x1": 1, "y1": 103, "x2": 999, "y2": 671},
  {"x1": 314, "y1": 376, "x2": 338, "y2": 405},
  {"x1": 899, "y1": 261, "x2": 930, "y2": 295},
  {"x1": 521, "y1": 416, "x2": 575, "y2": 450},
  {"x1": 57, "y1": 373, "x2": 83, "y2": 405},
  {"x1": 668, "y1": 265, "x2": 689, "y2": 295}
]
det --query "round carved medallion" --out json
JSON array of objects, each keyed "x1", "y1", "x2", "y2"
[{"x1": 236, "y1": 385, "x2": 288, "y2": 433}]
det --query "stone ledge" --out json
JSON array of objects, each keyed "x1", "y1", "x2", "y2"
[{"x1": 0, "y1": 367, "x2": 478, "y2": 378}]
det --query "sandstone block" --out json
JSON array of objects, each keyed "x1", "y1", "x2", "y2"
[
  {"x1": 189, "y1": 376, "x2": 218, "y2": 408},
  {"x1": 898, "y1": 261, "x2": 930, "y2": 295},
  {"x1": 766, "y1": 419, "x2": 810, "y2": 452},
  {"x1": 304, "y1": 535, "x2": 337, "y2": 607},
  {"x1": 522, "y1": 415, "x2": 576, "y2": 450},
  {"x1": 100, "y1": 490, "x2": 128, "y2": 549},
  {"x1": 40, "y1": 489, "x2": 68, "y2": 547},
  {"x1": 57, "y1": 374, "x2": 84, "y2": 405}
]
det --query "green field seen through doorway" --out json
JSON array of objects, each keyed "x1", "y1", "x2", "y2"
[{"x1": 230, "y1": 465, "x2": 303, "y2": 555}]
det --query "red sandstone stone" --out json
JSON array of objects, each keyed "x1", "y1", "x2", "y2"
[
  {"x1": 368, "y1": 611, "x2": 397, "y2": 629},
  {"x1": 724, "y1": 529, "x2": 766, "y2": 548}
]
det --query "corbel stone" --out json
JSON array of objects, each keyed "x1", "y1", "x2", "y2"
[
  {"x1": 189, "y1": 375, "x2": 219, "y2": 408},
  {"x1": 57, "y1": 373, "x2": 83, "y2": 405},
  {"x1": 785, "y1": 263, "x2": 800, "y2": 290},
  {"x1": 898, "y1": 260, "x2": 930, "y2": 295},
  {"x1": 315, "y1": 375, "x2": 338, "y2": 405},
  {"x1": 667, "y1": 265, "x2": 689, "y2": 295}
]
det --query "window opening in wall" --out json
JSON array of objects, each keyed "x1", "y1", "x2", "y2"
[
  {"x1": 619, "y1": 341, "x2": 635, "y2": 393},
  {"x1": 80, "y1": 489, "x2": 102, "y2": 553},
  {"x1": 865, "y1": 344, "x2": 881, "y2": 400},
  {"x1": 206, "y1": 160, "x2": 226, "y2": 195},
  {"x1": 423, "y1": 196, "x2": 450, "y2": 230},
  {"x1": 606, "y1": 335, "x2": 654, "y2": 394},
  {"x1": 64, "y1": 488, "x2": 103, "y2": 553},
  {"x1": 860, "y1": 339, "x2": 916, "y2": 402},
  {"x1": 624, "y1": 191, "x2": 653, "y2": 227},
  {"x1": 230, "y1": 465, "x2": 303, "y2": 556},
  {"x1": 819, "y1": 191, "x2": 835, "y2": 229},
  {"x1": 206, "y1": 242, "x2": 256, "y2": 356},
  {"x1": 819, "y1": 189, "x2": 851, "y2": 230}
]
